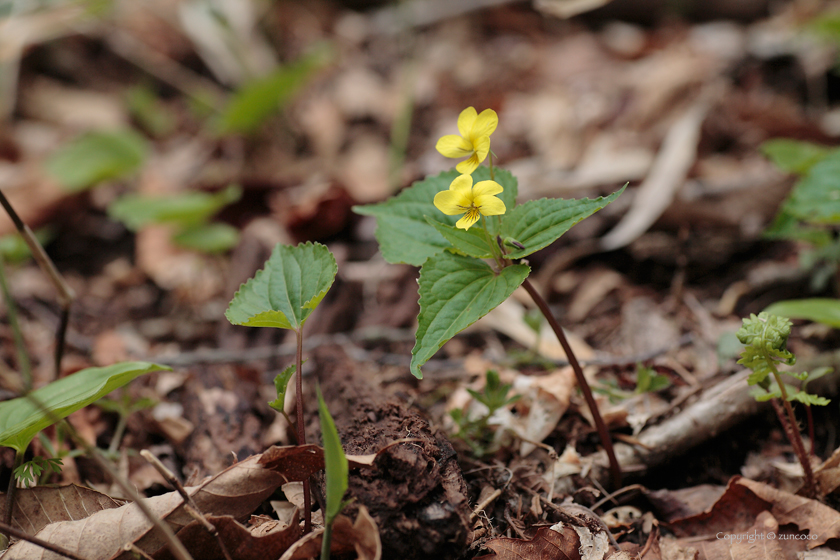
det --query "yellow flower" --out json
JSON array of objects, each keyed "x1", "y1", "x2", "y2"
[
  {"x1": 435, "y1": 107, "x2": 498, "y2": 174},
  {"x1": 434, "y1": 174, "x2": 506, "y2": 230}
]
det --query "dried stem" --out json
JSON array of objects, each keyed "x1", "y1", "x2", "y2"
[{"x1": 521, "y1": 279, "x2": 622, "y2": 489}]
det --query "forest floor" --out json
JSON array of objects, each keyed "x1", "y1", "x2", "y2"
[{"x1": 2, "y1": 1, "x2": 840, "y2": 559}]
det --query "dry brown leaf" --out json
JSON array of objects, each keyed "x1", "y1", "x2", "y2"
[
  {"x1": 258, "y1": 444, "x2": 376, "y2": 481},
  {"x1": 153, "y1": 513, "x2": 301, "y2": 560},
  {"x1": 3, "y1": 484, "x2": 123, "y2": 536},
  {"x1": 4, "y1": 452, "x2": 287, "y2": 560},
  {"x1": 815, "y1": 446, "x2": 840, "y2": 496},
  {"x1": 279, "y1": 506, "x2": 381, "y2": 560},
  {"x1": 475, "y1": 525, "x2": 582, "y2": 560}
]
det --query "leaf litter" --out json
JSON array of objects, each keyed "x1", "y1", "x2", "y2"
[{"x1": 1, "y1": 0, "x2": 840, "y2": 559}]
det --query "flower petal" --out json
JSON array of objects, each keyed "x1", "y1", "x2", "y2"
[
  {"x1": 475, "y1": 194, "x2": 506, "y2": 216},
  {"x1": 449, "y1": 174, "x2": 473, "y2": 197},
  {"x1": 470, "y1": 109, "x2": 498, "y2": 141},
  {"x1": 434, "y1": 190, "x2": 470, "y2": 215},
  {"x1": 436, "y1": 135, "x2": 473, "y2": 158},
  {"x1": 473, "y1": 136, "x2": 490, "y2": 163},
  {"x1": 455, "y1": 154, "x2": 480, "y2": 174},
  {"x1": 457, "y1": 107, "x2": 477, "y2": 138},
  {"x1": 472, "y1": 180, "x2": 503, "y2": 198},
  {"x1": 456, "y1": 207, "x2": 481, "y2": 230}
]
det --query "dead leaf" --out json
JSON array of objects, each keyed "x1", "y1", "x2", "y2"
[
  {"x1": 534, "y1": 0, "x2": 616, "y2": 19},
  {"x1": 258, "y1": 444, "x2": 376, "y2": 481},
  {"x1": 2, "y1": 484, "x2": 123, "y2": 536},
  {"x1": 278, "y1": 506, "x2": 381, "y2": 560},
  {"x1": 475, "y1": 525, "x2": 582, "y2": 560},
  {"x1": 153, "y1": 513, "x2": 301, "y2": 560},
  {"x1": 4, "y1": 452, "x2": 287, "y2": 560},
  {"x1": 815, "y1": 446, "x2": 840, "y2": 496}
]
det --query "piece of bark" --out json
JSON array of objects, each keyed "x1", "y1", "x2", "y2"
[{"x1": 312, "y1": 345, "x2": 471, "y2": 560}]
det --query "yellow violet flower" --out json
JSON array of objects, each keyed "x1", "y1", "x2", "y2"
[
  {"x1": 435, "y1": 107, "x2": 498, "y2": 174},
  {"x1": 434, "y1": 174, "x2": 505, "y2": 231}
]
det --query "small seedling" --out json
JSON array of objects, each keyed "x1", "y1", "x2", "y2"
[
  {"x1": 736, "y1": 312, "x2": 830, "y2": 498},
  {"x1": 450, "y1": 370, "x2": 520, "y2": 457},
  {"x1": 634, "y1": 364, "x2": 670, "y2": 394},
  {"x1": 13, "y1": 456, "x2": 63, "y2": 488},
  {"x1": 317, "y1": 386, "x2": 351, "y2": 560},
  {"x1": 354, "y1": 106, "x2": 625, "y2": 486},
  {"x1": 95, "y1": 391, "x2": 158, "y2": 456},
  {"x1": 226, "y1": 241, "x2": 338, "y2": 532}
]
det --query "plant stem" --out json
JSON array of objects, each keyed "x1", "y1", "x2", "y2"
[
  {"x1": 295, "y1": 328, "x2": 312, "y2": 534},
  {"x1": 108, "y1": 412, "x2": 129, "y2": 456},
  {"x1": 771, "y1": 370, "x2": 817, "y2": 497},
  {"x1": 521, "y1": 279, "x2": 622, "y2": 489},
  {"x1": 0, "y1": 450, "x2": 24, "y2": 550},
  {"x1": 320, "y1": 520, "x2": 333, "y2": 560}
]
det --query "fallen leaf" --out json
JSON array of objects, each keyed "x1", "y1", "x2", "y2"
[
  {"x1": 153, "y1": 513, "x2": 301, "y2": 560},
  {"x1": 475, "y1": 525, "x2": 582, "y2": 560},
  {"x1": 279, "y1": 506, "x2": 381, "y2": 560},
  {"x1": 3, "y1": 484, "x2": 123, "y2": 536}
]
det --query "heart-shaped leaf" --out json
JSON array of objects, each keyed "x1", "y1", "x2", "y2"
[
  {"x1": 411, "y1": 252, "x2": 529, "y2": 378},
  {"x1": 502, "y1": 186, "x2": 625, "y2": 259},
  {"x1": 225, "y1": 242, "x2": 337, "y2": 331}
]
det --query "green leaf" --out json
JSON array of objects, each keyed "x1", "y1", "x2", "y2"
[
  {"x1": 764, "y1": 298, "x2": 840, "y2": 329},
  {"x1": 172, "y1": 223, "x2": 240, "y2": 253},
  {"x1": 214, "y1": 46, "x2": 331, "y2": 135},
  {"x1": 225, "y1": 242, "x2": 337, "y2": 331},
  {"x1": 44, "y1": 130, "x2": 149, "y2": 192},
  {"x1": 108, "y1": 185, "x2": 242, "y2": 230},
  {"x1": 425, "y1": 217, "x2": 496, "y2": 258},
  {"x1": 411, "y1": 252, "x2": 529, "y2": 378},
  {"x1": 781, "y1": 151, "x2": 840, "y2": 225},
  {"x1": 126, "y1": 85, "x2": 177, "y2": 138},
  {"x1": 501, "y1": 185, "x2": 625, "y2": 259},
  {"x1": 317, "y1": 385, "x2": 348, "y2": 525},
  {"x1": 760, "y1": 139, "x2": 830, "y2": 175},
  {"x1": 0, "y1": 361, "x2": 169, "y2": 453},
  {"x1": 353, "y1": 167, "x2": 518, "y2": 266},
  {"x1": 268, "y1": 364, "x2": 297, "y2": 414}
]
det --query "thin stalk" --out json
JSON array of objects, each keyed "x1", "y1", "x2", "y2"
[
  {"x1": 320, "y1": 521, "x2": 333, "y2": 560},
  {"x1": 108, "y1": 413, "x2": 129, "y2": 456},
  {"x1": 806, "y1": 405, "x2": 815, "y2": 456},
  {"x1": 295, "y1": 328, "x2": 312, "y2": 534},
  {"x1": 770, "y1": 368, "x2": 816, "y2": 497},
  {"x1": 521, "y1": 279, "x2": 622, "y2": 489},
  {"x1": 0, "y1": 450, "x2": 24, "y2": 549},
  {"x1": 0, "y1": 189, "x2": 74, "y2": 380},
  {"x1": 0, "y1": 254, "x2": 31, "y2": 390}
]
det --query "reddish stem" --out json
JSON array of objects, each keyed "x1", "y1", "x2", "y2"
[{"x1": 521, "y1": 279, "x2": 622, "y2": 489}]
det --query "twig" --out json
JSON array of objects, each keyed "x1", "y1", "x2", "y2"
[
  {"x1": 470, "y1": 488, "x2": 502, "y2": 522},
  {"x1": 0, "y1": 519, "x2": 87, "y2": 560},
  {"x1": 0, "y1": 188, "x2": 74, "y2": 379},
  {"x1": 140, "y1": 450, "x2": 233, "y2": 560},
  {"x1": 521, "y1": 279, "x2": 621, "y2": 490}
]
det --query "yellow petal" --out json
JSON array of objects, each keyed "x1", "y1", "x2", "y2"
[
  {"x1": 470, "y1": 109, "x2": 498, "y2": 141},
  {"x1": 456, "y1": 207, "x2": 481, "y2": 230},
  {"x1": 434, "y1": 189, "x2": 470, "y2": 215},
  {"x1": 472, "y1": 180, "x2": 503, "y2": 198},
  {"x1": 436, "y1": 135, "x2": 473, "y2": 158},
  {"x1": 449, "y1": 174, "x2": 473, "y2": 197},
  {"x1": 475, "y1": 195, "x2": 506, "y2": 216},
  {"x1": 457, "y1": 107, "x2": 477, "y2": 138},
  {"x1": 473, "y1": 136, "x2": 490, "y2": 163},
  {"x1": 455, "y1": 154, "x2": 480, "y2": 174}
]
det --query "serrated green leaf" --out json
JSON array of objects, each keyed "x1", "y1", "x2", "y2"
[
  {"x1": 425, "y1": 217, "x2": 496, "y2": 258},
  {"x1": 353, "y1": 167, "x2": 518, "y2": 266},
  {"x1": 172, "y1": 222, "x2": 240, "y2": 253},
  {"x1": 782, "y1": 151, "x2": 840, "y2": 225},
  {"x1": 108, "y1": 185, "x2": 242, "y2": 231},
  {"x1": 0, "y1": 362, "x2": 169, "y2": 453},
  {"x1": 760, "y1": 139, "x2": 830, "y2": 175},
  {"x1": 764, "y1": 298, "x2": 840, "y2": 329},
  {"x1": 214, "y1": 46, "x2": 331, "y2": 135},
  {"x1": 225, "y1": 242, "x2": 337, "y2": 330},
  {"x1": 44, "y1": 130, "x2": 149, "y2": 192},
  {"x1": 317, "y1": 386, "x2": 348, "y2": 524},
  {"x1": 502, "y1": 185, "x2": 625, "y2": 259},
  {"x1": 411, "y1": 252, "x2": 529, "y2": 378},
  {"x1": 268, "y1": 364, "x2": 297, "y2": 413}
]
